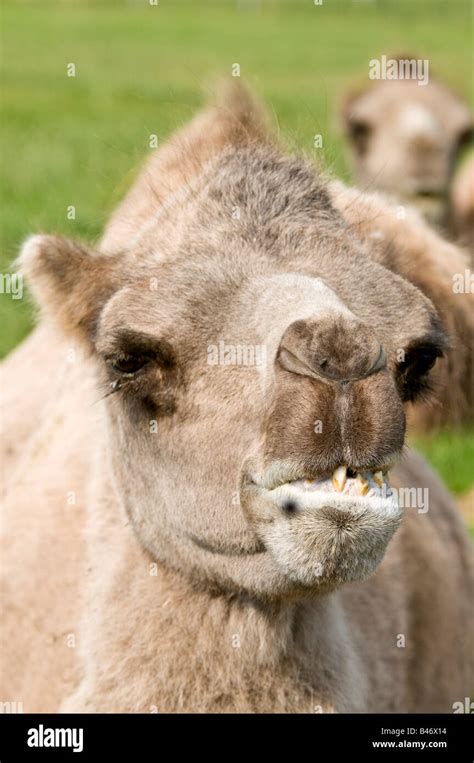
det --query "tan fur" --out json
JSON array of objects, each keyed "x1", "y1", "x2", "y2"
[{"x1": 1, "y1": 84, "x2": 472, "y2": 713}]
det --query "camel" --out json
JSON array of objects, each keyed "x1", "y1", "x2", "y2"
[
  {"x1": 1, "y1": 83, "x2": 473, "y2": 713},
  {"x1": 341, "y1": 56, "x2": 473, "y2": 238}
]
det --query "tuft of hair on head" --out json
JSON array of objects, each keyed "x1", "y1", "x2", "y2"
[{"x1": 207, "y1": 78, "x2": 274, "y2": 146}]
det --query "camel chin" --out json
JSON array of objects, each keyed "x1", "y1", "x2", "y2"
[{"x1": 242, "y1": 466, "x2": 401, "y2": 589}]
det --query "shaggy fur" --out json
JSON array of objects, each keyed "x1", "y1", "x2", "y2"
[{"x1": 1, "y1": 83, "x2": 473, "y2": 713}]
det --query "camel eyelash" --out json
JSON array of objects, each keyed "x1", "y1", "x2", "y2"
[
  {"x1": 97, "y1": 339, "x2": 180, "y2": 416},
  {"x1": 97, "y1": 372, "x2": 148, "y2": 403}
]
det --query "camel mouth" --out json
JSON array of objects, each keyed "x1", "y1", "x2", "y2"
[
  {"x1": 272, "y1": 466, "x2": 398, "y2": 516},
  {"x1": 405, "y1": 189, "x2": 445, "y2": 209},
  {"x1": 242, "y1": 461, "x2": 402, "y2": 522},
  {"x1": 415, "y1": 191, "x2": 443, "y2": 201},
  {"x1": 241, "y1": 462, "x2": 402, "y2": 588}
]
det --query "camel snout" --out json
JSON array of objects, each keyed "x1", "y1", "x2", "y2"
[{"x1": 277, "y1": 314, "x2": 386, "y2": 384}]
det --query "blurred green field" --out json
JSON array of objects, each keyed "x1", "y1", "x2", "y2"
[
  {"x1": 409, "y1": 430, "x2": 474, "y2": 510},
  {"x1": 1, "y1": 0, "x2": 473, "y2": 503}
]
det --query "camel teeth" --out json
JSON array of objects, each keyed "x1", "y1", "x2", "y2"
[
  {"x1": 356, "y1": 473, "x2": 370, "y2": 496},
  {"x1": 373, "y1": 470, "x2": 384, "y2": 487},
  {"x1": 332, "y1": 465, "x2": 347, "y2": 492}
]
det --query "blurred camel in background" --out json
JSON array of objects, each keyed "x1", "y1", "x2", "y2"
[{"x1": 341, "y1": 55, "x2": 473, "y2": 246}]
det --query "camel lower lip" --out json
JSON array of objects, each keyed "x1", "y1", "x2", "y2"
[
  {"x1": 264, "y1": 471, "x2": 399, "y2": 516},
  {"x1": 242, "y1": 468, "x2": 402, "y2": 589}
]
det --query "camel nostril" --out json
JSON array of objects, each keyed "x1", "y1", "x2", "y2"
[
  {"x1": 278, "y1": 317, "x2": 386, "y2": 384},
  {"x1": 368, "y1": 345, "x2": 387, "y2": 376}
]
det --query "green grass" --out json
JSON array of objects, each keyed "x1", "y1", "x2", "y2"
[
  {"x1": 1, "y1": 0, "x2": 473, "y2": 506},
  {"x1": 410, "y1": 429, "x2": 474, "y2": 496}
]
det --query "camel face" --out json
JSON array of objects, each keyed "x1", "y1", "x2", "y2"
[
  {"x1": 21, "y1": 145, "x2": 446, "y2": 600},
  {"x1": 7, "y1": 85, "x2": 473, "y2": 714},
  {"x1": 343, "y1": 79, "x2": 473, "y2": 226}
]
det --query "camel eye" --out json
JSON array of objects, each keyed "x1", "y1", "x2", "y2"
[
  {"x1": 107, "y1": 353, "x2": 151, "y2": 376},
  {"x1": 456, "y1": 126, "x2": 474, "y2": 156},
  {"x1": 397, "y1": 343, "x2": 443, "y2": 402},
  {"x1": 407, "y1": 348, "x2": 438, "y2": 376},
  {"x1": 348, "y1": 118, "x2": 372, "y2": 155}
]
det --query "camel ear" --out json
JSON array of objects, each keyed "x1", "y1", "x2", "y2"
[{"x1": 19, "y1": 234, "x2": 119, "y2": 344}]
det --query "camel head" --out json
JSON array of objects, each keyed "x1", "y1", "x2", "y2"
[
  {"x1": 20, "y1": 86, "x2": 447, "y2": 600},
  {"x1": 342, "y1": 59, "x2": 473, "y2": 227}
]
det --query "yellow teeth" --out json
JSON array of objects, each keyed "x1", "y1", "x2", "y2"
[
  {"x1": 356, "y1": 473, "x2": 370, "y2": 496},
  {"x1": 332, "y1": 465, "x2": 347, "y2": 492},
  {"x1": 373, "y1": 471, "x2": 384, "y2": 487}
]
